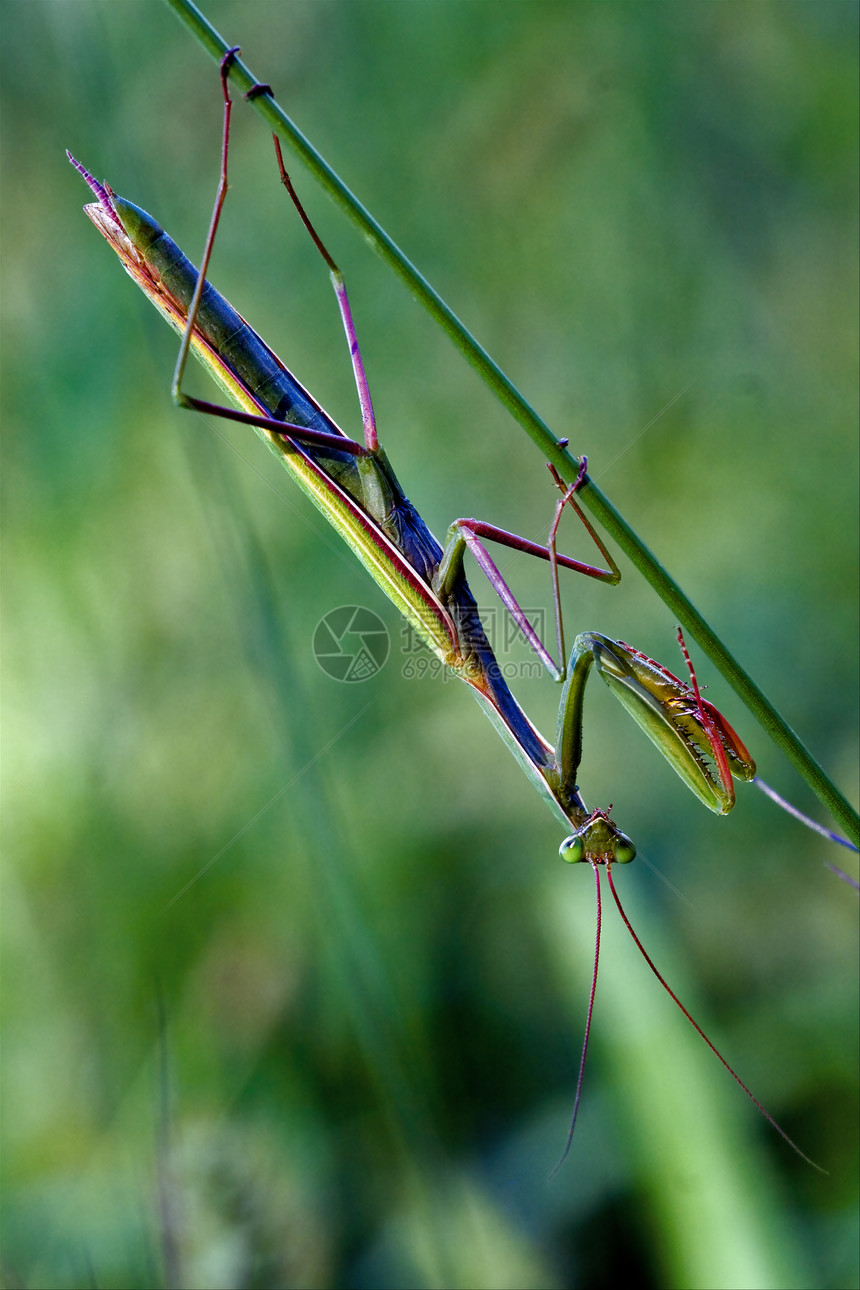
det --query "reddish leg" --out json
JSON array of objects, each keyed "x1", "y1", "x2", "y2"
[{"x1": 437, "y1": 457, "x2": 620, "y2": 680}]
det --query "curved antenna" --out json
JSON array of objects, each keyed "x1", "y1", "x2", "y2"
[
  {"x1": 549, "y1": 859, "x2": 602, "y2": 1178},
  {"x1": 604, "y1": 862, "x2": 825, "y2": 1172}
]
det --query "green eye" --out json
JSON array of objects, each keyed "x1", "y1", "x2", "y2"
[
  {"x1": 614, "y1": 835, "x2": 636, "y2": 863},
  {"x1": 560, "y1": 835, "x2": 585, "y2": 864}
]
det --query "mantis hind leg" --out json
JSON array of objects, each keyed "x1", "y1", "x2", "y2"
[{"x1": 168, "y1": 50, "x2": 371, "y2": 460}]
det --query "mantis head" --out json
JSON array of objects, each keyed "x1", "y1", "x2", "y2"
[{"x1": 559, "y1": 809, "x2": 636, "y2": 865}]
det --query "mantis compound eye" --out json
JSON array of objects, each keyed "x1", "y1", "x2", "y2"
[
  {"x1": 613, "y1": 834, "x2": 636, "y2": 863},
  {"x1": 559, "y1": 835, "x2": 586, "y2": 864}
]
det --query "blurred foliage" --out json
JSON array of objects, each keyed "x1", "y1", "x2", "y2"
[{"x1": 1, "y1": 2, "x2": 857, "y2": 1288}]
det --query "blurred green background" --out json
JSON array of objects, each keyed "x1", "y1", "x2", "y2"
[{"x1": 2, "y1": 2, "x2": 857, "y2": 1287}]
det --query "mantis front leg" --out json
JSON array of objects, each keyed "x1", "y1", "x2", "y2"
[{"x1": 558, "y1": 629, "x2": 756, "y2": 817}]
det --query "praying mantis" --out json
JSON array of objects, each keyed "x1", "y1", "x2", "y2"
[{"x1": 68, "y1": 50, "x2": 847, "y2": 1168}]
